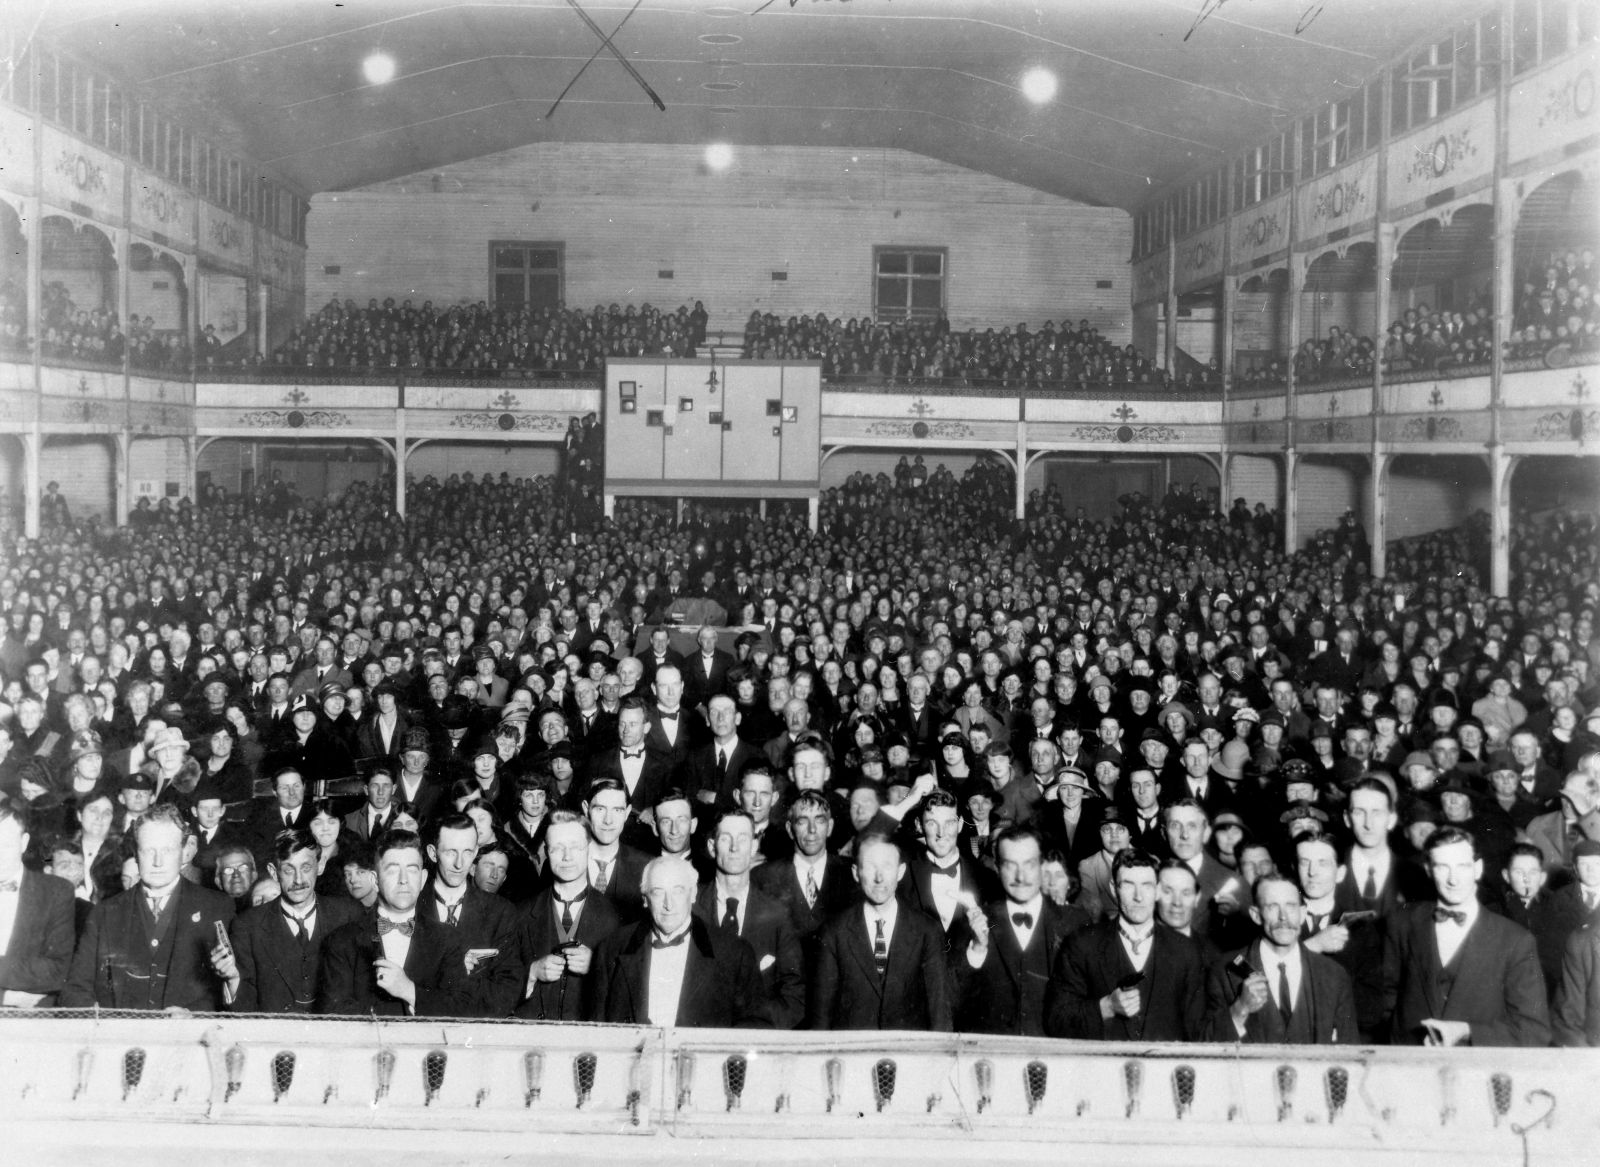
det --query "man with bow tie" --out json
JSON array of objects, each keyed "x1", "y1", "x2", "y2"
[
  {"x1": 316, "y1": 828, "x2": 473, "y2": 1017},
  {"x1": 62, "y1": 804, "x2": 236, "y2": 1011},
  {"x1": 645, "y1": 664, "x2": 704, "y2": 770},
  {"x1": 584, "y1": 699, "x2": 673, "y2": 844},
  {"x1": 903, "y1": 789, "x2": 1001, "y2": 934},
  {"x1": 1381, "y1": 826, "x2": 1549, "y2": 1046},
  {"x1": 588, "y1": 855, "x2": 772, "y2": 1027},
  {"x1": 954, "y1": 826, "x2": 1091, "y2": 1035}
]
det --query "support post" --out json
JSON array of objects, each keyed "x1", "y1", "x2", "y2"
[
  {"x1": 394, "y1": 412, "x2": 408, "y2": 518},
  {"x1": 114, "y1": 431, "x2": 131, "y2": 527},
  {"x1": 1282, "y1": 447, "x2": 1298, "y2": 555},
  {"x1": 1488, "y1": 447, "x2": 1516, "y2": 598},
  {"x1": 184, "y1": 435, "x2": 198, "y2": 501},
  {"x1": 807, "y1": 495, "x2": 819, "y2": 534},
  {"x1": 22, "y1": 426, "x2": 40, "y2": 539},
  {"x1": 1014, "y1": 421, "x2": 1027, "y2": 520},
  {"x1": 1371, "y1": 222, "x2": 1394, "y2": 581},
  {"x1": 1369, "y1": 451, "x2": 1389, "y2": 580}
]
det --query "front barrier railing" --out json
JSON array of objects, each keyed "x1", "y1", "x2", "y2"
[{"x1": 0, "y1": 1014, "x2": 1591, "y2": 1163}]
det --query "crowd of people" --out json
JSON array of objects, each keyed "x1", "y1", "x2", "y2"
[
  {"x1": 0, "y1": 453, "x2": 1596, "y2": 1045},
  {"x1": 6, "y1": 260, "x2": 1594, "y2": 393},
  {"x1": 261, "y1": 298, "x2": 708, "y2": 374}
]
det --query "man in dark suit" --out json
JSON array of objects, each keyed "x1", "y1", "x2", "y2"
[
  {"x1": 317, "y1": 828, "x2": 474, "y2": 1017},
  {"x1": 583, "y1": 779, "x2": 653, "y2": 921},
  {"x1": 0, "y1": 803, "x2": 76, "y2": 1006},
  {"x1": 893, "y1": 673, "x2": 940, "y2": 760},
  {"x1": 589, "y1": 855, "x2": 772, "y2": 1027},
  {"x1": 1554, "y1": 920, "x2": 1600, "y2": 1046},
  {"x1": 214, "y1": 827, "x2": 363, "y2": 1012},
  {"x1": 1044, "y1": 847, "x2": 1209, "y2": 1041},
  {"x1": 902, "y1": 789, "x2": 1002, "y2": 934},
  {"x1": 682, "y1": 625, "x2": 734, "y2": 712},
  {"x1": 808, "y1": 832, "x2": 953, "y2": 1031},
  {"x1": 688, "y1": 694, "x2": 762, "y2": 810},
  {"x1": 644, "y1": 665, "x2": 705, "y2": 774},
  {"x1": 245, "y1": 766, "x2": 315, "y2": 868},
  {"x1": 62, "y1": 804, "x2": 236, "y2": 1011},
  {"x1": 953, "y1": 825, "x2": 1091, "y2": 1035},
  {"x1": 752, "y1": 790, "x2": 856, "y2": 962},
  {"x1": 1382, "y1": 825, "x2": 1551, "y2": 1046},
  {"x1": 1207, "y1": 872, "x2": 1358, "y2": 1043},
  {"x1": 424, "y1": 813, "x2": 522, "y2": 1016},
  {"x1": 584, "y1": 699, "x2": 673, "y2": 838},
  {"x1": 513, "y1": 811, "x2": 622, "y2": 1021},
  {"x1": 342, "y1": 768, "x2": 398, "y2": 841},
  {"x1": 697, "y1": 809, "x2": 806, "y2": 1028}
]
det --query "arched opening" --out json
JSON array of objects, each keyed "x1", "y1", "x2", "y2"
[
  {"x1": 0, "y1": 201, "x2": 26, "y2": 355},
  {"x1": 1234, "y1": 268, "x2": 1288, "y2": 386},
  {"x1": 1384, "y1": 453, "x2": 1491, "y2": 541},
  {"x1": 1510, "y1": 170, "x2": 1600, "y2": 357},
  {"x1": 1387, "y1": 204, "x2": 1495, "y2": 377},
  {"x1": 127, "y1": 242, "x2": 189, "y2": 372},
  {"x1": 1298, "y1": 243, "x2": 1376, "y2": 385},
  {"x1": 40, "y1": 216, "x2": 119, "y2": 365}
]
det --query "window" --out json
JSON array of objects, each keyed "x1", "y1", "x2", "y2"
[
  {"x1": 490, "y1": 242, "x2": 564, "y2": 311},
  {"x1": 873, "y1": 247, "x2": 946, "y2": 320}
]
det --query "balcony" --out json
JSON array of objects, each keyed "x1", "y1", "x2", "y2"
[{"x1": 1, "y1": 1014, "x2": 1592, "y2": 1166}]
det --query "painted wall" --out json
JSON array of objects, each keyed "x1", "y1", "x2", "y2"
[{"x1": 307, "y1": 144, "x2": 1132, "y2": 339}]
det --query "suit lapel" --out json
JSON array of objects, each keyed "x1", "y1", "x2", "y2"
[{"x1": 1417, "y1": 912, "x2": 1447, "y2": 1019}]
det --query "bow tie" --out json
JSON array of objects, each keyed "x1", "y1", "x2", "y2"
[
  {"x1": 658, "y1": 710, "x2": 678, "y2": 721},
  {"x1": 930, "y1": 864, "x2": 959, "y2": 878},
  {"x1": 1433, "y1": 907, "x2": 1467, "y2": 926},
  {"x1": 1011, "y1": 912, "x2": 1034, "y2": 929},
  {"x1": 622, "y1": 749, "x2": 645, "y2": 760},
  {"x1": 651, "y1": 930, "x2": 689, "y2": 950},
  {"x1": 377, "y1": 916, "x2": 415, "y2": 936}
]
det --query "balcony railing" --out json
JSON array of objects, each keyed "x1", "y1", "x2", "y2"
[{"x1": 0, "y1": 1014, "x2": 1587, "y2": 1165}]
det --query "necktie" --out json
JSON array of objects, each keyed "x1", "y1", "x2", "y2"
[
  {"x1": 721, "y1": 896, "x2": 739, "y2": 934},
  {"x1": 873, "y1": 918, "x2": 888, "y2": 976},
  {"x1": 1362, "y1": 867, "x2": 1378, "y2": 902},
  {"x1": 594, "y1": 858, "x2": 611, "y2": 893},
  {"x1": 717, "y1": 747, "x2": 727, "y2": 772},
  {"x1": 377, "y1": 916, "x2": 414, "y2": 936},
  {"x1": 285, "y1": 909, "x2": 313, "y2": 944},
  {"x1": 804, "y1": 868, "x2": 819, "y2": 909},
  {"x1": 1277, "y1": 961, "x2": 1293, "y2": 1027},
  {"x1": 1307, "y1": 913, "x2": 1325, "y2": 934},
  {"x1": 559, "y1": 897, "x2": 575, "y2": 932},
  {"x1": 651, "y1": 930, "x2": 688, "y2": 950},
  {"x1": 283, "y1": 811, "x2": 295, "y2": 828},
  {"x1": 440, "y1": 897, "x2": 461, "y2": 926},
  {"x1": 1433, "y1": 907, "x2": 1466, "y2": 926},
  {"x1": 1011, "y1": 912, "x2": 1034, "y2": 929}
]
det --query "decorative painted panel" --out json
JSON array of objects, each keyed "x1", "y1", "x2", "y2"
[
  {"x1": 195, "y1": 383, "x2": 397, "y2": 410},
  {"x1": 1384, "y1": 375, "x2": 1492, "y2": 415},
  {"x1": 823, "y1": 392, "x2": 1021, "y2": 423},
  {"x1": 1296, "y1": 153, "x2": 1378, "y2": 239},
  {"x1": 1386, "y1": 99, "x2": 1495, "y2": 209},
  {"x1": 1230, "y1": 191, "x2": 1291, "y2": 268},
  {"x1": 260, "y1": 232, "x2": 304, "y2": 287},
  {"x1": 404, "y1": 385, "x2": 600, "y2": 413},
  {"x1": 39, "y1": 126, "x2": 123, "y2": 225},
  {"x1": 1175, "y1": 222, "x2": 1226, "y2": 294},
  {"x1": 130, "y1": 169, "x2": 196, "y2": 248},
  {"x1": 0, "y1": 105, "x2": 34, "y2": 194},
  {"x1": 1507, "y1": 43, "x2": 1600, "y2": 165},
  {"x1": 199, "y1": 202, "x2": 250, "y2": 265},
  {"x1": 1131, "y1": 252, "x2": 1167, "y2": 306},
  {"x1": 1027, "y1": 397, "x2": 1221, "y2": 426}
]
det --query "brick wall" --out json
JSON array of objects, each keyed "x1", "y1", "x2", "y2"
[{"x1": 306, "y1": 144, "x2": 1131, "y2": 339}]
